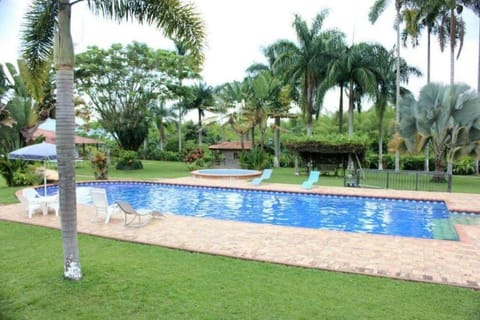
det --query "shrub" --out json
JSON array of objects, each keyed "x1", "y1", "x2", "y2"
[
  {"x1": 239, "y1": 147, "x2": 271, "y2": 170},
  {"x1": 91, "y1": 151, "x2": 109, "y2": 180},
  {"x1": 0, "y1": 155, "x2": 29, "y2": 187},
  {"x1": 12, "y1": 166, "x2": 42, "y2": 187},
  {"x1": 115, "y1": 150, "x2": 143, "y2": 170},
  {"x1": 453, "y1": 158, "x2": 475, "y2": 175}
]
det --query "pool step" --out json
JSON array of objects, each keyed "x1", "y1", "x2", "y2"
[{"x1": 432, "y1": 219, "x2": 458, "y2": 241}]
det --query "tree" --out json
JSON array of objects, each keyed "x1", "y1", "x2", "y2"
[
  {"x1": 75, "y1": 42, "x2": 185, "y2": 151},
  {"x1": 183, "y1": 81, "x2": 215, "y2": 145},
  {"x1": 326, "y1": 43, "x2": 378, "y2": 138},
  {"x1": 369, "y1": 0, "x2": 406, "y2": 171},
  {"x1": 397, "y1": 83, "x2": 480, "y2": 175},
  {"x1": 21, "y1": 0, "x2": 204, "y2": 280},
  {"x1": 268, "y1": 10, "x2": 345, "y2": 137}
]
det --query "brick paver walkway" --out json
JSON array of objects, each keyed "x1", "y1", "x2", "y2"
[{"x1": 1, "y1": 177, "x2": 479, "y2": 289}]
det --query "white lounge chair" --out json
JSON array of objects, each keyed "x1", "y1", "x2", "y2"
[
  {"x1": 90, "y1": 188, "x2": 119, "y2": 224},
  {"x1": 20, "y1": 188, "x2": 59, "y2": 218},
  {"x1": 251, "y1": 169, "x2": 273, "y2": 186}
]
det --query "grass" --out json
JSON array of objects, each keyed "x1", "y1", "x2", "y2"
[
  {"x1": 0, "y1": 222, "x2": 478, "y2": 319},
  {"x1": 1, "y1": 160, "x2": 479, "y2": 318}
]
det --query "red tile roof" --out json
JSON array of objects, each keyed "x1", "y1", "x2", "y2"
[
  {"x1": 33, "y1": 128, "x2": 104, "y2": 145},
  {"x1": 208, "y1": 141, "x2": 252, "y2": 150}
]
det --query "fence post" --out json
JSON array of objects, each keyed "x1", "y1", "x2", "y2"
[
  {"x1": 356, "y1": 169, "x2": 360, "y2": 187},
  {"x1": 415, "y1": 172, "x2": 419, "y2": 191},
  {"x1": 386, "y1": 172, "x2": 390, "y2": 189}
]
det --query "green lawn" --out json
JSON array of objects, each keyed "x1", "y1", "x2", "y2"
[
  {"x1": 0, "y1": 222, "x2": 478, "y2": 319},
  {"x1": 1, "y1": 161, "x2": 479, "y2": 319}
]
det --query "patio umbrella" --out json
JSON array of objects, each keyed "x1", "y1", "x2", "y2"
[{"x1": 8, "y1": 142, "x2": 57, "y2": 196}]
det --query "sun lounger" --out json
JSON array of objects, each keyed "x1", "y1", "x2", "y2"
[
  {"x1": 251, "y1": 169, "x2": 273, "y2": 186},
  {"x1": 302, "y1": 171, "x2": 320, "y2": 189}
]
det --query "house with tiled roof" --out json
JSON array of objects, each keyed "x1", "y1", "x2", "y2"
[{"x1": 208, "y1": 141, "x2": 252, "y2": 167}]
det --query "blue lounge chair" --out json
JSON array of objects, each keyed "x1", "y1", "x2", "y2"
[
  {"x1": 302, "y1": 171, "x2": 320, "y2": 189},
  {"x1": 251, "y1": 169, "x2": 273, "y2": 185}
]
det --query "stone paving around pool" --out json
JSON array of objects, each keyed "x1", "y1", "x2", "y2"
[{"x1": 1, "y1": 177, "x2": 479, "y2": 289}]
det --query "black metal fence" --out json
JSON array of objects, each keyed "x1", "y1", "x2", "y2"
[{"x1": 344, "y1": 169, "x2": 452, "y2": 192}]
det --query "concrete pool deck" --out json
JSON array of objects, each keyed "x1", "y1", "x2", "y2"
[{"x1": 1, "y1": 177, "x2": 479, "y2": 289}]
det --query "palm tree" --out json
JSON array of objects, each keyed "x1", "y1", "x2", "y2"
[
  {"x1": 183, "y1": 82, "x2": 215, "y2": 145},
  {"x1": 326, "y1": 43, "x2": 378, "y2": 137},
  {"x1": 22, "y1": 0, "x2": 204, "y2": 280},
  {"x1": 149, "y1": 98, "x2": 176, "y2": 152},
  {"x1": 397, "y1": 83, "x2": 480, "y2": 175},
  {"x1": 371, "y1": 45, "x2": 421, "y2": 169},
  {"x1": 369, "y1": 0, "x2": 406, "y2": 171},
  {"x1": 268, "y1": 10, "x2": 345, "y2": 137}
]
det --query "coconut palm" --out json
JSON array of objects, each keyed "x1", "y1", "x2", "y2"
[
  {"x1": 21, "y1": 0, "x2": 204, "y2": 280},
  {"x1": 268, "y1": 10, "x2": 345, "y2": 137}
]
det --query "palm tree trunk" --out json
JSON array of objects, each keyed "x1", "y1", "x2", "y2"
[
  {"x1": 477, "y1": 19, "x2": 480, "y2": 95},
  {"x1": 394, "y1": 6, "x2": 401, "y2": 172},
  {"x1": 273, "y1": 116, "x2": 280, "y2": 168},
  {"x1": 425, "y1": 27, "x2": 432, "y2": 172},
  {"x1": 348, "y1": 81, "x2": 354, "y2": 137},
  {"x1": 378, "y1": 120, "x2": 383, "y2": 170},
  {"x1": 159, "y1": 118, "x2": 165, "y2": 152},
  {"x1": 56, "y1": 0, "x2": 81, "y2": 280},
  {"x1": 198, "y1": 108, "x2": 202, "y2": 145},
  {"x1": 338, "y1": 83, "x2": 344, "y2": 133},
  {"x1": 178, "y1": 107, "x2": 182, "y2": 152},
  {"x1": 449, "y1": 7, "x2": 455, "y2": 87}
]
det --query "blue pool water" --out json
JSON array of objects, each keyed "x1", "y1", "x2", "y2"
[{"x1": 46, "y1": 181, "x2": 457, "y2": 240}]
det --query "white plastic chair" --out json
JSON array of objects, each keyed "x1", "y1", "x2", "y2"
[
  {"x1": 20, "y1": 188, "x2": 59, "y2": 218},
  {"x1": 90, "y1": 188, "x2": 119, "y2": 223}
]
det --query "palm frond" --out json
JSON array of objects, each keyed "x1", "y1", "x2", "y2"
[
  {"x1": 21, "y1": 0, "x2": 57, "y2": 75},
  {"x1": 368, "y1": 0, "x2": 387, "y2": 24},
  {"x1": 86, "y1": 0, "x2": 205, "y2": 64}
]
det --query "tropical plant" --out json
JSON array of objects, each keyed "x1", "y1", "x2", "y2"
[
  {"x1": 369, "y1": 0, "x2": 409, "y2": 171},
  {"x1": 268, "y1": 10, "x2": 345, "y2": 137},
  {"x1": 370, "y1": 45, "x2": 421, "y2": 169},
  {"x1": 395, "y1": 83, "x2": 480, "y2": 176},
  {"x1": 183, "y1": 81, "x2": 215, "y2": 145},
  {"x1": 325, "y1": 42, "x2": 378, "y2": 138},
  {"x1": 247, "y1": 46, "x2": 295, "y2": 167},
  {"x1": 21, "y1": 0, "x2": 205, "y2": 280},
  {"x1": 90, "y1": 150, "x2": 108, "y2": 180}
]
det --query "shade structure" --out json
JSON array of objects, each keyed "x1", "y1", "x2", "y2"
[{"x1": 8, "y1": 142, "x2": 57, "y2": 196}]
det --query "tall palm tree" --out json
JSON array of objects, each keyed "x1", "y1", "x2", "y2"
[
  {"x1": 268, "y1": 10, "x2": 345, "y2": 137},
  {"x1": 326, "y1": 43, "x2": 378, "y2": 137},
  {"x1": 371, "y1": 45, "x2": 421, "y2": 169},
  {"x1": 369, "y1": 0, "x2": 406, "y2": 171},
  {"x1": 184, "y1": 82, "x2": 215, "y2": 145},
  {"x1": 22, "y1": 0, "x2": 204, "y2": 280}
]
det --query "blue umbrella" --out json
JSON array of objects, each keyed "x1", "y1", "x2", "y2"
[{"x1": 8, "y1": 142, "x2": 57, "y2": 196}]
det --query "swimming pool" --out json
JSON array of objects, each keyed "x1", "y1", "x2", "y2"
[{"x1": 46, "y1": 181, "x2": 459, "y2": 240}]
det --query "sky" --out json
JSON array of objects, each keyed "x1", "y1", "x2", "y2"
[{"x1": 0, "y1": 0, "x2": 478, "y2": 113}]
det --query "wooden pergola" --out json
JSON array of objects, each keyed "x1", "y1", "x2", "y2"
[{"x1": 285, "y1": 140, "x2": 367, "y2": 176}]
